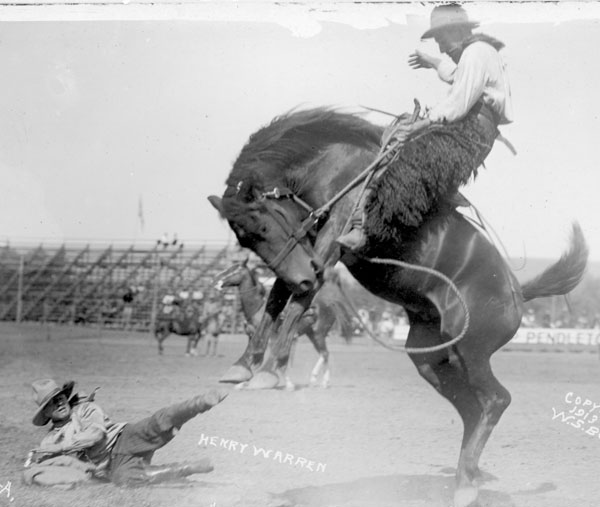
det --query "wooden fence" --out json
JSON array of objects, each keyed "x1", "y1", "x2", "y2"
[{"x1": 0, "y1": 241, "x2": 246, "y2": 332}]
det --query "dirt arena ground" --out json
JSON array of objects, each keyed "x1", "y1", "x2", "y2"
[{"x1": 1, "y1": 322, "x2": 599, "y2": 507}]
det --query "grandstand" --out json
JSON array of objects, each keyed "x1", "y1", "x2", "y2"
[{"x1": 0, "y1": 241, "x2": 246, "y2": 332}]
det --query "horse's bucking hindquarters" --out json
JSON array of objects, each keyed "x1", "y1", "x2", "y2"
[{"x1": 208, "y1": 107, "x2": 589, "y2": 507}]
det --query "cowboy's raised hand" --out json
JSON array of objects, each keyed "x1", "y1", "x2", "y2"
[{"x1": 408, "y1": 50, "x2": 438, "y2": 70}]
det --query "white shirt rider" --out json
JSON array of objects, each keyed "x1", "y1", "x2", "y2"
[{"x1": 428, "y1": 40, "x2": 513, "y2": 125}]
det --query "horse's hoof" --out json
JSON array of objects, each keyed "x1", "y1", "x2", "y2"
[
  {"x1": 219, "y1": 365, "x2": 253, "y2": 384},
  {"x1": 285, "y1": 382, "x2": 296, "y2": 392},
  {"x1": 245, "y1": 371, "x2": 280, "y2": 390},
  {"x1": 321, "y1": 382, "x2": 329, "y2": 389},
  {"x1": 453, "y1": 486, "x2": 478, "y2": 507}
]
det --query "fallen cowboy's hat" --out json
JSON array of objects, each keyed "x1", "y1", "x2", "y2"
[
  {"x1": 421, "y1": 3, "x2": 479, "y2": 39},
  {"x1": 31, "y1": 379, "x2": 75, "y2": 426}
]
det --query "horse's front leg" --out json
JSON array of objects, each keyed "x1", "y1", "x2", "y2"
[
  {"x1": 219, "y1": 279, "x2": 291, "y2": 383},
  {"x1": 245, "y1": 294, "x2": 312, "y2": 390},
  {"x1": 243, "y1": 215, "x2": 344, "y2": 389}
]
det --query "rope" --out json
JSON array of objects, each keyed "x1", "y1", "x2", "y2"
[
  {"x1": 362, "y1": 257, "x2": 471, "y2": 354},
  {"x1": 336, "y1": 283, "x2": 407, "y2": 352}
]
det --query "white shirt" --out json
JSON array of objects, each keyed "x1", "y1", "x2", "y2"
[{"x1": 428, "y1": 41, "x2": 513, "y2": 125}]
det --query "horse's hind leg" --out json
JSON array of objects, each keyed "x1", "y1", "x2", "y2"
[
  {"x1": 189, "y1": 332, "x2": 200, "y2": 357},
  {"x1": 305, "y1": 328, "x2": 330, "y2": 388},
  {"x1": 309, "y1": 355, "x2": 324, "y2": 387},
  {"x1": 186, "y1": 335, "x2": 198, "y2": 357},
  {"x1": 459, "y1": 359, "x2": 511, "y2": 481},
  {"x1": 155, "y1": 331, "x2": 166, "y2": 355},
  {"x1": 407, "y1": 321, "x2": 487, "y2": 507}
]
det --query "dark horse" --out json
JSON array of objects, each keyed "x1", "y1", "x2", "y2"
[
  {"x1": 154, "y1": 301, "x2": 203, "y2": 356},
  {"x1": 214, "y1": 257, "x2": 355, "y2": 389},
  {"x1": 208, "y1": 108, "x2": 588, "y2": 507}
]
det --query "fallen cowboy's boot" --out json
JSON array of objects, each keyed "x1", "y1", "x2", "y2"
[
  {"x1": 143, "y1": 458, "x2": 214, "y2": 484},
  {"x1": 168, "y1": 389, "x2": 229, "y2": 429}
]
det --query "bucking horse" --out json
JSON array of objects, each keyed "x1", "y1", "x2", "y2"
[{"x1": 208, "y1": 107, "x2": 588, "y2": 507}]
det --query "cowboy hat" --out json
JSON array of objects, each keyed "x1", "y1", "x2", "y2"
[
  {"x1": 421, "y1": 4, "x2": 479, "y2": 39},
  {"x1": 31, "y1": 378, "x2": 75, "y2": 426}
]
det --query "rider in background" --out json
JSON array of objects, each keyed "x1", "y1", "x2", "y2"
[{"x1": 337, "y1": 3, "x2": 513, "y2": 252}]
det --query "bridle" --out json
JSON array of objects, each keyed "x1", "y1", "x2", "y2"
[{"x1": 255, "y1": 186, "x2": 326, "y2": 272}]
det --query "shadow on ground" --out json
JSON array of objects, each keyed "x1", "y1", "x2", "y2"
[{"x1": 276, "y1": 474, "x2": 515, "y2": 507}]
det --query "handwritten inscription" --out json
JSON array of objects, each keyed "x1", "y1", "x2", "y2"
[
  {"x1": 552, "y1": 392, "x2": 600, "y2": 438},
  {"x1": 197, "y1": 433, "x2": 326, "y2": 472},
  {"x1": 0, "y1": 481, "x2": 14, "y2": 503}
]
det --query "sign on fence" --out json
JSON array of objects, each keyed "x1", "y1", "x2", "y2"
[
  {"x1": 389, "y1": 326, "x2": 600, "y2": 347},
  {"x1": 511, "y1": 328, "x2": 600, "y2": 346}
]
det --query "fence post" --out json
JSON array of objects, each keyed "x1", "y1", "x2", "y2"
[
  {"x1": 16, "y1": 254, "x2": 24, "y2": 323},
  {"x1": 149, "y1": 251, "x2": 160, "y2": 337}
]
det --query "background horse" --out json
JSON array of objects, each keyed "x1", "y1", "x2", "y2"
[
  {"x1": 208, "y1": 107, "x2": 588, "y2": 507},
  {"x1": 214, "y1": 257, "x2": 355, "y2": 388},
  {"x1": 154, "y1": 300, "x2": 203, "y2": 356},
  {"x1": 199, "y1": 294, "x2": 225, "y2": 357}
]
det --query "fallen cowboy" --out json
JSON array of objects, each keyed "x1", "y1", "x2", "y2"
[{"x1": 24, "y1": 378, "x2": 227, "y2": 488}]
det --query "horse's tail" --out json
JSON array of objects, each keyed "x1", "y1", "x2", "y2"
[{"x1": 521, "y1": 222, "x2": 588, "y2": 302}]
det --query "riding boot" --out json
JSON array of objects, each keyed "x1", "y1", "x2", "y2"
[
  {"x1": 335, "y1": 189, "x2": 372, "y2": 252},
  {"x1": 143, "y1": 458, "x2": 214, "y2": 484},
  {"x1": 167, "y1": 390, "x2": 228, "y2": 429}
]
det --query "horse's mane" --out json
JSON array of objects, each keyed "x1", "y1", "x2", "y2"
[{"x1": 223, "y1": 108, "x2": 382, "y2": 220}]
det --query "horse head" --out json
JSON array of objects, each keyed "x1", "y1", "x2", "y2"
[
  {"x1": 213, "y1": 258, "x2": 250, "y2": 290},
  {"x1": 208, "y1": 187, "x2": 323, "y2": 296},
  {"x1": 209, "y1": 108, "x2": 381, "y2": 296}
]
